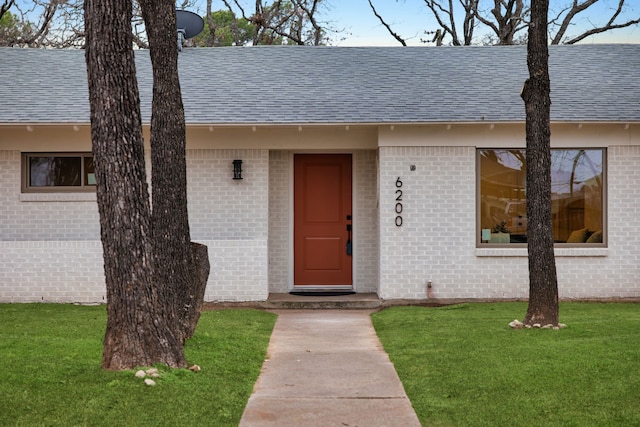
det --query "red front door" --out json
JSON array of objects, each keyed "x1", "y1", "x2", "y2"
[{"x1": 294, "y1": 154, "x2": 353, "y2": 287}]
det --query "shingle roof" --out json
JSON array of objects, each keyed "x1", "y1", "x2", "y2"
[{"x1": 1, "y1": 44, "x2": 638, "y2": 125}]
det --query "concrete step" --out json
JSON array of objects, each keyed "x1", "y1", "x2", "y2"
[
  {"x1": 264, "y1": 292, "x2": 382, "y2": 310},
  {"x1": 202, "y1": 294, "x2": 450, "y2": 311}
]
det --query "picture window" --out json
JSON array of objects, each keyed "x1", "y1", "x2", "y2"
[{"x1": 478, "y1": 148, "x2": 605, "y2": 246}]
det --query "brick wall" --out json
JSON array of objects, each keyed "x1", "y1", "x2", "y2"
[
  {"x1": 0, "y1": 149, "x2": 270, "y2": 303},
  {"x1": 202, "y1": 240, "x2": 268, "y2": 301},
  {"x1": 0, "y1": 241, "x2": 105, "y2": 303},
  {"x1": 0, "y1": 151, "x2": 100, "y2": 241},
  {"x1": 187, "y1": 149, "x2": 268, "y2": 240},
  {"x1": 187, "y1": 149, "x2": 269, "y2": 301},
  {"x1": 267, "y1": 150, "x2": 380, "y2": 294},
  {"x1": 378, "y1": 145, "x2": 640, "y2": 301},
  {"x1": 268, "y1": 151, "x2": 290, "y2": 293},
  {"x1": 2, "y1": 142, "x2": 638, "y2": 303},
  {"x1": 0, "y1": 151, "x2": 104, "y2": 303},
  {"x1": 353, "y1": 150, "x2": 379, "y2": 293},
  {"x1": 379, "y1": 146, "x2": 480, "y2": 300}
]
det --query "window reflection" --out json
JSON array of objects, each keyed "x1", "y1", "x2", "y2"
[
  {"x1": 29, "y1": 157, "x2": 82, "y2": 187},
  {"x1": 24, "y1": 153, "x2": 95, "y2": 192},
  {"x1": 479, "y1": 149, "x2": 604, "y2": 245},
  {"x1": 84, "y1": 157, "x2": 96, "y2": 186}
]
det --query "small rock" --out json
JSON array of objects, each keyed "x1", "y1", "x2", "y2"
[
  {"x1": 558, "y1": 323, "x2": 567, "y2": 329},
  {"x1": 509, "y1": 319, "x2": 523, "y2": 329},
  {"x1": 144, "y1": 378, "x2": 156, "y2": 386},
  {"x1": 533, "y1": 323, "x2": 542, "y2": 328},
  {"x1": 189, "y1": 364, "x2": 201, "y2": 373},
  {"x1": 145, "y1": 368, "x2": 159, "y2": 376},
  {"x1": 134, "y1": 370, "x2": 146, "y2": 378},
  {"x1": 542, "y1": 324, "x2": 553, "y2": 329}
]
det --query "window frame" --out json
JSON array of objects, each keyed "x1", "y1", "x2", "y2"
[
  {"x1": 476, "y1": 147, "x2": 607, "y2": 248},
  {"x1": 21, "y1": 152, "x2": 96, "y2": 193}
]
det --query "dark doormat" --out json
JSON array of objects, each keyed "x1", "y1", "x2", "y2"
[{"x1": 289, "y1": 291, "x2": 356, "y2": 297}]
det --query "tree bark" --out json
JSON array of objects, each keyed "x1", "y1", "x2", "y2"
[
  {"x1": 139, "y1": 0, "x2": 209, "y2": 343},
  {"x1": 521, "y1": 0, "x2": 559, "y2": 326},
  {"x1": 84, "y1": 0, "x2": 186, "y2": 369},
  {"x1": 184, "y1": 242, "x2": 211, "y2": 339}
]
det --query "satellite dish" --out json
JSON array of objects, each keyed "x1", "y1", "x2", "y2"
[{"x1": 176, "y1": 10, "x2": 204, "y2": 51}]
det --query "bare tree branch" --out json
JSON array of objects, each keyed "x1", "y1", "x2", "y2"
[
  {"x1": 0, "y1": 0, "x2": 15, "y2": 20},
  {"x1": 368, "y1": 0, "x2": 407, "y2": 45},
  {"x1": 420, "y1": 0, "x2": 477, "y2": 45},
  {"x1": 4, "y1": 0, "x2": 334, "y2": 48},
  {"x1": 298, "y1": 0, "x2": 323, "y2": 45},
  {"x1": 552, "y1": 0, "x2": 640, "y2": 44},
  {"x1": 460, "y1": 0, "x2": 477, "y2": 45},
  {"x1": 205, "y1": 0, "x2": 220, "y2": 45},
  {"x1": 548, "y1": 3, "x2": 571, "y2": 28},
  {"x1": 370, "y1": 0, "x2": 637, "y2": 46},
  {"x1": 424, "y1": 0, "x2": 462, "y2": 45},
  {"x1": 217, "y1": 0, "x2": 248, "y2": 46},
  {"x1": 251, "y1": 1, "x2": 301, "y2": 44},
  {"x1": 474, "y1": 0, "x2": 526, "y2": 45},
  {"x1": 243, "y1": 0, "x2": 328, "y2": 45},
  {"x1": 16, "y1": 0, "x2": 58, "y2": 46},
  {"x1": 564, "y1": 15, "x2": 640, "y2": 44},
  {"x1": 551, "y1": 0, "x2": 599, "y2": 44}
]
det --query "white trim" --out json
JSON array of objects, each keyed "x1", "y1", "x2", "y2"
[
  {"x1": 287, "y1": 152, "x2": 294, "y2": 291},
  {"x1": 20, "y1": 192, "x2": 96, "y2": 202},
  {"x1": 378, "y1": 123, "x2": 637, "y2": 148},
  {"x1": 475, "y1": 248, "x2": 609, "y2": 257},
  {"x1": 351, "y1": 153, "x2": 358, "y2": 292},
  {"x1": 2, "y1": 121, "x2": 639, "y2": 129}
]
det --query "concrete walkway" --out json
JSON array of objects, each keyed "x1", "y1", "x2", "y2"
[{"x1": 239, "y1": 310, "x2": 421, "y2": 427}]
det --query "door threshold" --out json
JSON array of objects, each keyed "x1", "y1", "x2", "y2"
[
  {"x1": 290, "y1": 286, "x2": 355, "y2": 297},
  {"x1": 289, "y1": 290, "x2": 356, "y2": 297}
]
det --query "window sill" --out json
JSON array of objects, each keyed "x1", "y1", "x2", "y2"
[
  {"x1": 20, "y1": 192, "x2": 96, "y2": 202},
  {"x1": 476, "y1": 247, "x2": 608, "y2": 257}
]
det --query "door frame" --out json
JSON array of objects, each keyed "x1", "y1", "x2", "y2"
[{"x1": 288, "y1": 151, "x2": 357, "y2": 291}]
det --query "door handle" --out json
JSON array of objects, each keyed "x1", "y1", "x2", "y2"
[{"x1": 346, "y1": 224, "x2": 352, "y2": 256}]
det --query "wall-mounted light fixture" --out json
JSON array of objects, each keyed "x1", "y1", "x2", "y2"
[{"x1": 232, "y1": 159, "x2": 243, "y2": 180}]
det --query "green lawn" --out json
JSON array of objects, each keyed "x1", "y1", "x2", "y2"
[
  {"x1": 3, "y1": 302, "x2": 638, "y2": 427},
  {"x1": 372, "y1": 302, "x2": 640, "y2": 427},
  {"x1": 0, "y1": 304, "x2": 276, "y2": 427}
]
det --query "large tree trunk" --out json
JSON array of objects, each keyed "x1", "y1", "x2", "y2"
[
  {"x1": 140, "y1": 0, "x2": 209, "y2": 343},
  {"x1": 520, "y1": 0, "x2": 559, "y2": 326},
  {"x1": 186, "y1": 242, "x2": 211, "y2": 339},
  {"x1": 85, "y1": 0, "x2": 186, "y2": 369}
]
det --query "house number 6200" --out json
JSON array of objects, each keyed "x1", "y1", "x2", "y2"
[{"x1": 395, "y1": 177, "x2": 403, "y2": 227}]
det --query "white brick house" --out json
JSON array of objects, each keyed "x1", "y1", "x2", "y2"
[{"x1": 1, "y1": 45, "x2": 639, "y2": 303}]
